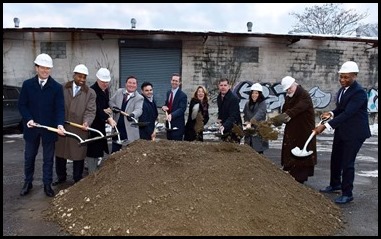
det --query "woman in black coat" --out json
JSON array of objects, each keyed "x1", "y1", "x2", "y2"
[{"x1": 184, "y1": 86, "x2": 209, "y2": 141}]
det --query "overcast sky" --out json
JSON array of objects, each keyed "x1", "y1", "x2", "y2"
[{"x1": 3, "y1": 3, "x2": 378, "y2": 34}]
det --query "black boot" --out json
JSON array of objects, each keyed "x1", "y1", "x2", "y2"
[
  {"x1": 52, "y1": 178, "x2": 66, "y2": 186},
  {"x1": 20, "y1": 182, "x2": 33, "y2": 196},
  {"x1": 44, "y1": 184, "x2": 55, "y2": 197}
]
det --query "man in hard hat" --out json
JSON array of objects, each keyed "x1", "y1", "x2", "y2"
[
  {"x1": 86, "y1": 68, "x2": 117, "y2": 173},
  {"x1": 314, "y1": 61, "x2": 371, "y2": 204},
  {"x1": 270, "y1": 76, "x2": 316, "y2": 184},
  {"x1": 53, "y1": 64, "x2": 96, "y2": 186},
  {"x1": 18, "y1": 53, "x2": 65, "y2": 197}
]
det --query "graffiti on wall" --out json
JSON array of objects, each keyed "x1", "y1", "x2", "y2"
[
  {"x1": 231, "y1": 81, "x2": 378, "y2": 113},
  {"x1": 367, "y1": 88, "x2": 378, "y2": 113}
]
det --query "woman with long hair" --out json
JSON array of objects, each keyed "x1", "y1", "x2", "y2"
[{"x1": 184, "y1": 86, "x2": 209, "y2": 141}]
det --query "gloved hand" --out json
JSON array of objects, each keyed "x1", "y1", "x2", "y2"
[
  {"x1": 27, "y1": 120, "x2": 36, "y2": 128},
  {"x1": 127, "y1": 113, "x2": 135, "y2": 122},
  {"x1": 270, "y1": 113, "x2": 290, "y2": 127}
]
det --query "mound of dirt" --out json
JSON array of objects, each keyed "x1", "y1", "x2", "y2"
[{"x1": 45, "y1": 139, "x2": 343, "y2": 236}]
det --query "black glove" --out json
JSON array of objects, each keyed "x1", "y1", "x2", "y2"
[
  {"x1": 112, "y1": 107, "x2": 121, "y2": 113},
  {"x1": 127, "y1": 113, "x2": 135, "y2": 122},
  {"x1": 270, "y1": 113, "x2": 290, "y2": 127}
]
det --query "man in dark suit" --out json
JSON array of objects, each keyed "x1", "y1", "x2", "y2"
[
  {"x1": 217, "y1": 78, "x2": 243, "y2": 143},
  {"x1": 161, "y1": 73, "x2": 187, "y2": 141},
  {"x1": 86, "y1": 68, "x2": 117, "y2": 173},
  {"x1": 139, "y1": 82, "x2": 159, "y2": 140},
  {"x1": 314, "y1": 61, "x2": 371, "y2": 204},
  {"x1": 18, "y1": 53, "x2": 65, "y2": 197}
]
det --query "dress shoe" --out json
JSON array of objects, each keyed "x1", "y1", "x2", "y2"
[
  {"x1": 44, "y1": 184, "x2": 55, "y2": 197},
  {"x1": 52, "y1": 179, "x2": 66, "y2": 186},
  {"x1": 319, "y1": 185, "x2": 341, "y2": 193},
  {"x1": 335, "y1": 195, "x2": 354, "y2": 204},
  {"x1": 20, "y1": 182, "x2": 33, "y2": 196}
]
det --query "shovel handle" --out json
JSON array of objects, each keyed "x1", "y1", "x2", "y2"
[
  {"x1": 35, "y1": 123, "x2": 85, "y2": 144},
  {"x1": 112, "y1": 106, "x2": 130, "y2": 117},
  {"x1": 301, "y1": 131, "x2": 316, "y2": 151},
  {"x1": 65, "y1": 121, "x2": 84, "y2": 129},
  {"x1": 35, "y1": 124, "x2": 60, "y2": 133},
  {"x1": 165, "y1": 111, "x2": 172, "y2": 129},
  {"x1": 65, "y1": 121, "x2": 104, "y2": 137}
]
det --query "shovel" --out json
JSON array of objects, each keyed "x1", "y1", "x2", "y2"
[
  {"x1": 64, "y1": 121, "x2": 119, "y2": 145},
  {"x1": 112, "y1": 107, "x2": 150, "y2": 127},
  {"x1": 291, "y1": 116, "x2": 331, "y2": 157},
  {"x1": 113, "y1": 126, "x2": 127, "y2": 145},
  {"x1": 291, "y1": 131, "x2": 316, "y2": 157},
  {"x1": 165, "y1": 111, "x2": 178, "y2": 131},
  {"x1": 214, "y1": 127, "x2": 224, "y2": 138},
  {"x1": 34, "y1": 123, "x2": 87, "y2": 145}
]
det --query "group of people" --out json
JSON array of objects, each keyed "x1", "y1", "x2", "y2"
[
  {"x1": 18, "y1": 54, "x2": 371, "y2": 205},
  {"x1": 270, "y1": 60, "x2": 370, "y2": 204},
  {"x1": 18, "y1": 54, "x2": 159, "y2": 197}
]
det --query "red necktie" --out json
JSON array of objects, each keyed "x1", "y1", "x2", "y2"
[{"x1": 168, "y1": 91, "x2": 173, "y2": 112}]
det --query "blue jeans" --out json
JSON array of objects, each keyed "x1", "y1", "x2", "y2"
[{"x1": 24, "y1": 139, "x2": 54, "y2": 185}]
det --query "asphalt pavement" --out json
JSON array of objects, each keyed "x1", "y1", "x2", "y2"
[{"x1": 2, "y1": 128, "x2": 378, "y2": 236}]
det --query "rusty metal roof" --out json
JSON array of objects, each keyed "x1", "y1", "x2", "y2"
[{"x1": 3, "y1": 27, "x2": 378, "y2": 45}]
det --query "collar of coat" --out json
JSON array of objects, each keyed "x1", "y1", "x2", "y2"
[{"x1": 64, "y1": 81, "x2": 89, "y2": 93}]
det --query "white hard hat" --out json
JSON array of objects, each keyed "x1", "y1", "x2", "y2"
[
  {"x1": 338, "y1": 61, "x2": 359, "y2": 73},
  {"x1": 250, "y1": 83, "x2": 263, "y2": 92},
  {"x1": 73, "y1": 64, "x2": 89, "y2": 75},
  {"x1": 96, "y1": 68, "x2": 111, "y2": 82},
  {"x1": 34, "y1": 53, "x2": 53, "y2": 68},
  {"x1": 281, "y1": 76, "x2": 295, "y2": 91}
]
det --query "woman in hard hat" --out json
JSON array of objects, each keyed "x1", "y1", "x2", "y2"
[{"x1": 242, "y1": 83, "x2": 269, "y2": 154}]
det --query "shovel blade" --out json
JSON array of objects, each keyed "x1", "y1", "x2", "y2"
[
  {"x1": 291, "y1": 147, "x2": 313, "y2": 157},
  {"x1": 166, "y1": 127, "x2": 179, "y2": 131}
]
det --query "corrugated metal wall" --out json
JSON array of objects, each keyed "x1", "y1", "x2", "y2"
[{"x1": 119, "y1": 39, "x2": 182, "y2": 106}]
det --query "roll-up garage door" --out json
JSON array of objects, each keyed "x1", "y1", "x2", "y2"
[{"x1": 119, "y1": 39, "x2": 182, "y2": 107}]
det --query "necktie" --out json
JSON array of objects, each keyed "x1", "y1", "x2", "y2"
[
  {"x1": 74, "y1": 86, "x2": 80, "y2": 96},
  {"x1": 338, "y1": 88, "x2": 345, "y2": 103},
  {"x1": 40, "y1": 81, "x2": 44, "y2": 89},
  {"x1": 168, "y1": 91, "x2": 173, "y2": 112},
  {"x1": 123, "y1": 93, "x2": 129, "y2": 103}
]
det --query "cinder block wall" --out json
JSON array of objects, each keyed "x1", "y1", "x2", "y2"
[{"x1": 3, "y1": 31, "x2": 378, "y2": 125}]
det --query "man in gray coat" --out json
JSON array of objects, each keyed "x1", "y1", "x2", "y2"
[
  {"x1": 109, "y1": 75, "x2": 144, "y2": 153},
  {"x1": 53, "y1": 64, "x2": 96, "y2": 185}
]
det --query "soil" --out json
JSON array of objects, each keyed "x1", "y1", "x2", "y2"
[{"x1": 44, "y1": 138, "x2": 343, "y2": 236}]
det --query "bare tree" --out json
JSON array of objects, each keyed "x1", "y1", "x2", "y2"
[
  {"x1": 358, "y1": 23, "x2": 378, "y2": 37},
  {"x1": 289, "y1": 3, "x2": 370, "y2": 36}
]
